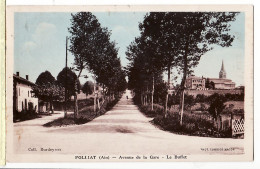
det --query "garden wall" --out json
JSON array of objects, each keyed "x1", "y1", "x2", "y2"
[{"x1": 184, "y1": 89, "x2": 243, "y2": 97}]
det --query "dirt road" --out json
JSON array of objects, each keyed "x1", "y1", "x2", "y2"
[{"x1": 11, "y1": 90, "x2": 244, "y2": 161}]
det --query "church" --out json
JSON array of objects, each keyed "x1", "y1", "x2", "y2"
[{"x1": 185, "y1": 60, "x2": 236, "y2": 90}]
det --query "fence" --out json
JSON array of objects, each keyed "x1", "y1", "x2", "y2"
[{"x1": 232, "y1": 119, "x2": 244, "y2": 136}]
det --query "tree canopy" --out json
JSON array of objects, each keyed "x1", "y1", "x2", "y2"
[
  {"x1": 35, "y1": 71, "x2": 55, "y2": 86},
  {"x1": 127, "y1": 12, "x2": 238, "y2": 120},
  {"x1": 57, "y1": 67, "x2": 81, "y2": 97}
]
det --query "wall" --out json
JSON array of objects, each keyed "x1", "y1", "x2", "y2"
[
  {"x1": 16, "y1": 83, "x2": 38, "y2": 113},
  {"x1": 184, "y1": 89, "x2": 243, "y2": 97}
]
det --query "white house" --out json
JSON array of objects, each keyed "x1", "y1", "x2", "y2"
[{"x1": 13, "y1": 72, "x2": 38, "y2": 113}]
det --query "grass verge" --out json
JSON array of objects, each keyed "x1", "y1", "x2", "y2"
[
  {"x1": 138, "y1": 104, "x2": 233, "y2": 138},
  {"x1": 44, "y1": 97, "x2": 120, "y2": 127}
]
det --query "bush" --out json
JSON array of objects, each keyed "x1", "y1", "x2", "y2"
[
  {"x1": 44, "y1": 95, "x2": 122, "y2": 127},
  {"x1": 152, "y1": 111, "x2": 231, "y2": 138},
  {"x1": 139, "y1": 104, "x2": 164, "y2": 117},
  {"x1": 44, "y1": 107, "x2": 94, "y2": 127},
  {"x1": 13, "y1": 110, "x2": 41, "y2": 122}
]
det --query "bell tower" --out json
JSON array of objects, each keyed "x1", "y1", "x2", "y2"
[{"x1": 219, "y1": 60, "x2": 226, "y2": 79}]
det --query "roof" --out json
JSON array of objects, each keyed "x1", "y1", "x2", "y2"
[
  {"x1": 208, "y1": 78, "x2": 233, "y2": 82},
  {"x1": 13, "y1": 74, "x2": 36, "y2": 86},
  {"x1": 221, "y1": 60, "x2": 226, "y2": 71},
  {"x1": 186, "y1": 76, "x2": 204, "y2": 80}
]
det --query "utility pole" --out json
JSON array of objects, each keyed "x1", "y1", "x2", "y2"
[{"x1": 64, "y1": 36, "x2": 68, "y2": 118}]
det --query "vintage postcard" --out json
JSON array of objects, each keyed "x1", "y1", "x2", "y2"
[{"x1": 5, "y1": 5, "x2": 253, "y2": 162}]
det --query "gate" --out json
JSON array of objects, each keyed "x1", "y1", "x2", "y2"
[{"x1": 232, "y1": 119, "x2": 244, "y2": 136}]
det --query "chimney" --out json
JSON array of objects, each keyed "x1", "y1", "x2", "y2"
[
  {"x1": 16, "y1": 72, "x2": 19, "y2": 76},
  {"x1": 26, "y1": 75, "x2": 29, "y2": 80}
]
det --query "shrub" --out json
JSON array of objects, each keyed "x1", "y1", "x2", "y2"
[
  {"x1": 13, "y1": 110, "x2": 40, "y2": 122},
  {"x1": 152, "y1": 111, "x2": 232, "y2": 138},
  {"x1": 44, "y1": 96, "x2": 121, "y2": 127},
  {"x1": 139, "y1": 104, "x2": 164, "y2": 117},
  {"x1": 208, "y1": 94, "x2": 226, "y2": 119}
]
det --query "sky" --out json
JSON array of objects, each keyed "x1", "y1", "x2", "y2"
[{"x1": 14, "y1": 12, "x2": 245, "y2": 86}]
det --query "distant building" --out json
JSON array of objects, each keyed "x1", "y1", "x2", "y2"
[
  {"x1": 208, "y1": 60, "x2": 235, "y2": 89},
  {"x1": 185, "y1": 60, "x2": 235, "y2": 90},
  {"x1": 219, "y1": 60, "x2": 226, "y2": 79},
  {"x1": 185, "y1": 76, "x2": 206, "y2": 90},
  {"x1": 207, "y1": 78, "x2": 236, "y2": 89},
  {"x1": 13, "y1": 72, "x2": 38, "y2": 113}
]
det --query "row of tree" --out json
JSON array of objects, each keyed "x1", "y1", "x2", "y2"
[
  {"x1": 68, "y1": 12, "x2": 127, "y2": 118},
  {"x1": 33, "y1": 12, "x2": 127, "y2": 120},
  {"x1": 126, "y1": 12, "x2": 238, "y2": 125},
  {"x1": 33, "y1": 69, "x2": 94, "y2": 113}
]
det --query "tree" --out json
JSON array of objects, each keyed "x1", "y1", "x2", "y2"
[
  {"x1": 208, "y1": 94, "x2": 226, "y2": 120},
  {"x1": 34, "y1": 71, "x2": 64, "y2": 113},
  {"x1": 35, "y1": 71, "x2": 55, "y2": 86},
  {"x1": 184, "y1": 94, "x2": 196, "y2": 111},
  {"x1": 139, "y1": 12, "x2": 238, "y2": 125},
  {"x1": 173, "y1": 12, "x2": 238, "y2": 125},
  {"x1": 82, "y1": 81, "x2": 94, "y2": 96},
  {"x1": 69, "y1": 12, "x2": 126, "y2": 118},
  {"x1": 126, "y1": 34, "x2": 164, "y2": 110},
  {"x1": 68, "y1": 12, "x2": 108, "y2": 119},
  {"x1": 57, "y1": 67, "x2": 81, "y2": 98}
]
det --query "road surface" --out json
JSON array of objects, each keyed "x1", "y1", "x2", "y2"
[{"x1": 11, "y1": 90, "x2": 244, "y2": 160}]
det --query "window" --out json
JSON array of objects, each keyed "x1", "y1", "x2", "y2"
[
  {"x1": 19, "y1": 88, "x2": 20, "y2": 96},
  {"x1": 28, "y1": 91, "x2": 30, "y2": 97}
]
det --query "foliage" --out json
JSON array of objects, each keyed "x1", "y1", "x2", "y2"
[
  {"x1": 152, "y1": 113, "x2": 230, "y2": 138},
  {"x1": 33, "y1": 83, "x2": 65, "y2": 102},
  {"x1": 208, "y1": 94, "x2": 226, "y2": 119},
  {"x1": 82, "y1": 81, "x2": 94, "y2": 95},
  {"x1": 34, "y1": 71, "x2": 64, "y2": 102},
  {"x1": 139, "y1": 104, "x2": 164, "y2": 117},
  {"x1": 195, "y1": 94, "x2": 207, "y2": 102},
  {"x1": 57, "y1": 67, "x2": 81, "y2": 97},
  {"x1": 13, "y1": 110, "x2": 41, "y2": 122},
  {"x1": 184, "y1": 95, "x2": 196, "y2": 110},
  {"x1": 44, "y1": 96, "x2": 121, "y2": 127},
  {"x1": 35, "y1": 71, "x2": 55, "y2": 86},
  {"x1": 68, "y1": 12, "x2": 126, "y2": 118},
  {"x1": 154, "y1": 81, "x2": 168, "y2": 104},
  {"x1": 205, "y1": 78, "x2": 215, "y2": 89},
  {"x1": 133, "y1": 12, "x2": 238, "y2": 119},
  {"x1": 68, "y1": 12, "x2": 127, "y2": 94}
]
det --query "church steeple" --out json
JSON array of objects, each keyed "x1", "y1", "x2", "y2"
[{"x1": 219, "y1": 60, "x2": 226, "y2": 79}]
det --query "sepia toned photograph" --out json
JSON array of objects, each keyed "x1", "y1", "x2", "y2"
[{"x1": 5, "y1": 5, "x2": 253, "y2": 162}]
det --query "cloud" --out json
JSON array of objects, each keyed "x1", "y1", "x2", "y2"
[
  {"x1": 32, "y1": 22, "x2": 57, "y2": 43},
  {"x1": 21, "y1": 22, "x2": 57, "y2": 55},
  {"x1": 22, "y1": 41, "x2": 36, "y2": 51}
]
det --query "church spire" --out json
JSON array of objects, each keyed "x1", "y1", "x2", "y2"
[
  {"x1": 219, "y1": 60, "x2": 226, "y2": 79},
  {"x1": 221, "y1": 60, "x2": 225, "y2": 71}
]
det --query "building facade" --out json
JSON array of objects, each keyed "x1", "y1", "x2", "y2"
[
  {"x1": 208, "y1": 60, "x2": 235, "y2": 89},
  {"x1": 207, "y1": 78, "x2": 236, "y2": 89},
  {"x1": 185, "y1": 60, "x2": 235, "y2": 90},
  {"x1": 185, "y1": 76, "x2": 206, "y2": 90},
  {"x1": 13, "y1": 72, "x2": 38, "y2": 113}
]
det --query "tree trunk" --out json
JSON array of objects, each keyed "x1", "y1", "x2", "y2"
[
  {"x1": 94, "y1": 80, "x2": 96, "y2": 114},
  {"x1": 179, "y1": 42, "x2": 189, "y2": 125},
  {"x1": 97, "y1": 94, "x2": 100, "y2": 110},
  {"x1": 141, "y1": 93, "x2": 143, "y2": 105},
  {"x1": 74, "y1": 78, "x2": 79, "y2": 120},
  {"x1": 165, "y1": 65, "x2": 171, "y2": 118},
  {"x1": 152, "y1": 75, "x2": 154, "y2": 110},
  {"x1": 180, "y1": 89, "x2": 185, "y2": 126},
  {"x1": 64, "y1": 90, "x2": 67, "y2": 118},
  {"x1": 102, "y1": 84, "x2": 105, "y2": 104},
  {"x1": 50, "y1": 100, "x2": 54, "y2": 114}
]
